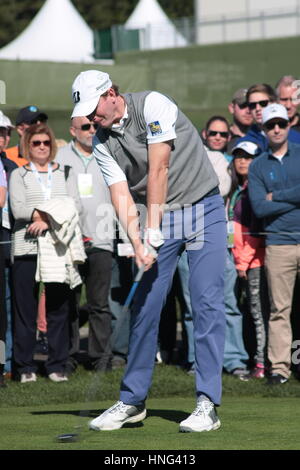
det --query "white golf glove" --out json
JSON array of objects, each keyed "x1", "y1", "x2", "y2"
[{"x1": 144, "y1": 228, "x2": 164, "y2": 257}]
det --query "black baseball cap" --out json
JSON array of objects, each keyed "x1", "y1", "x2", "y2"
[{"x1": 16, "y1": 106, "x2": 48, "y2": 126}]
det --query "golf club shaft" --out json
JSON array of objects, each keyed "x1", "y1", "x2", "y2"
[{"x1": 123, "y1": 264, "x2": 145, "y2": 308}]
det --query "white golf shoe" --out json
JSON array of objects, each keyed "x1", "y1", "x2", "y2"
[
  {"x1": 20, "y1": 372, "x2": 37, "y2": 383},
  {"x1": 48, "y1": 372, "x2": 68, "y2": 382},
  {"x1": 179, "y1": 396, "x2": 221, "y2": 433},
  {"x1": 89, "y1": 400, "x2": 146, "y2": 431}
]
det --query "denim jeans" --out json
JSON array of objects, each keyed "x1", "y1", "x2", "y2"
[{"x1": 223, "y1": 250, "x2": 248, "y2": 372}]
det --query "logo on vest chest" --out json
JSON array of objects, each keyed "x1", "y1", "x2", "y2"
[{"x1": 149, "y1": 121, "x2": 162, "y2": 136}]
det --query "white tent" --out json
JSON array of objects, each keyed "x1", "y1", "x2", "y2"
[
  {"x1": 0, "y1": 0, "x2": 94, "y2": 63},
  {"x1": 124, "y1": 0, "x2": 188, "y2": 50}
]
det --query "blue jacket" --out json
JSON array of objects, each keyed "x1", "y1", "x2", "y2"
[
  {"x1": 248, "y1": 142, "x2": 300, "y2": 245},
  {"x1": 238, "y1": 124, "x2": 300, "y2": 152}
]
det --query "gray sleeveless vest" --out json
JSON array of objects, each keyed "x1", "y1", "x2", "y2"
[{"x1": 97, "y1": 91, "x2": 219, "y2": 209}]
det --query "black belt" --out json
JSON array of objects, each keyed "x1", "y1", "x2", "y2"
[
  {"x1": 202, "y1": 186, "x2": 220, "y2": 200},
  {"x1": 206, "y1": 186, "x2": 220, "y2": 198},
  {"x1": 192, "y1": 187, "x2": 220, "y2": 206}
]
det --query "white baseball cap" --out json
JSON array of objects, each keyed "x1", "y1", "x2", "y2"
[
  {"x1": 0, "y1": 110, "x2": 14, "y2": 129},
  {"x1": 71, "y1": 70, "x2": 112, "y2": 118},
  {"x1": 262, "y1": 103, "x2": 289, "y2": 125},
  {"x1": 232, "y1": 141, "x2": 260, "y2": 157}
]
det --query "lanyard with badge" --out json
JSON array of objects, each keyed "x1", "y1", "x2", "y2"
[
  {"x1": 227, "y1": 188, "x2": 241, "y2": 248},
  {"x1": 71, "y1": 141, "x2": 93, "y2": 198},
  {"x1": 30, "y1": 161, "x2": 53, "y2": 200},
  {"x1": 1, "y1": 169, "x2": 10, "y2": 229}
]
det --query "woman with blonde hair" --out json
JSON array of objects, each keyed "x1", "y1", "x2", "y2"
[{"x1": 10, "y1": 124, "x2": 83, "y2": 383}]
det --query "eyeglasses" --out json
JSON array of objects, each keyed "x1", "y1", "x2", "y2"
[
  {"x1": 79, "y1": 123, "x2": 98, "y2": 131},
  {"x1": 248, "y1": 100, "x2": 269, "y2": 110},
  {"x1": 207, "y1": 130, "x2": 230, "y2": 138},
  {"x1": 264, "y1": 120, "x2": 289, "y2": 131},
  {"x1": 236, "y1": 102, "x2": 249, "y2": 110},
  {"x1": 31, "y1": 139, "x2": 51, "y2": 147}
]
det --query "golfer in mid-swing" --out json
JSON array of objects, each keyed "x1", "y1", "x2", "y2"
[{"x1": 71, "y1": 70, "x2": 227, "y2": 433}]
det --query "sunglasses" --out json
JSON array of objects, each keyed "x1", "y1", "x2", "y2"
[
  {"x1": 264, "y1": 120, "x2": 289, "y2": 131},
  {"x1": 236, "y1": 102, "x2": 249, "y2": 110},
  {"x1": 207, "y1": 130, "x2": 230, "y2": 138},
  {"x1": 248, "y1": 100, "x2": 269, "y2": 110},
  {"x1": 31, "y1": 139, "x2": 51, "y2": 147},
  {"x1": 79, "y1": 123, "x2": 98, "y2": 131}
]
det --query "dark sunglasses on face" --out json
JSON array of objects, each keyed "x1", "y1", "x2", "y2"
[
  {"x1": 264, "y1": 120, "x2": 289, "y2": 131},
  {"x1": 207, "y1": 130, "x2": 230, "y2": 138},
  {"x1": 248, "y1": 100, "x2": 269, "y2": 110},
  {"x1": 237, "y1": 102, "x2": 249, "y2": 110},
  {"x1": 31, "y1": 139, "x2": 51, "y2": 147},
  {"x1": 80, "y1": 123, "x2": 98, "y2": 131}
]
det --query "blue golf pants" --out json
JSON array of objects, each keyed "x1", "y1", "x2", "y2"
[{"x1": 120, "y1": 194, "x2": 227, "y2": 406}]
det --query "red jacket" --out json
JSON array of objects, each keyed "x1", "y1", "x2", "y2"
[
  {"x1": 232, "y1": 221, "x2": 265, "y2": 272},
  {"x1": 229, "y1": 183, "x2": 265, "y2": 272}
]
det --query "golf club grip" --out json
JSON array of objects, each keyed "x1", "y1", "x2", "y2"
[{"x1": 134, "y1": 264, "x2": 145, "y2": 282}]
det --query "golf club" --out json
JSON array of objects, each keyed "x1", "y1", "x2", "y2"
[
  {"x1": 56, "y1": 264, "x2": 145, "y2": 444},
  {"x1": 123, "y1": 264, "x2": 145, "y2": 311}
]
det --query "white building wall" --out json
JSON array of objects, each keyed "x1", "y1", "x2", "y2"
[{"x1": 194, "y1": 0, "x2": 300, "y2": 44}]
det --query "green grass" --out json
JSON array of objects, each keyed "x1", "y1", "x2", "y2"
[
  {"x1": 0, "y1": 396, "x2": 299, "y2": 450},
  {"x1": 0, "y1": 365, "x2": 300, "y2": 450},
  {"x1": 1, "y1": 364, "x2": 300, "y2": 408},
  {"x1": 0, "y1": 365, "x2": 300, "y2": 409}
]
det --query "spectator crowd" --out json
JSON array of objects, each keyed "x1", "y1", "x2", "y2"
[{"x1": 0, "y1": 74, "x2": 300, "y2": 389}]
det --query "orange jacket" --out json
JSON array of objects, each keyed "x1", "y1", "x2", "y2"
[
  {"x1": 5, "y1": 146, "x2": 27, "y2": 167},
  {"x1": 232, "y1": 221, "x2": 265, "y2": 272}
]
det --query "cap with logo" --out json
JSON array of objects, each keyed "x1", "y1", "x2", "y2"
[
  {"x1": 262, "y1": 103, "x2": 289, "y2": 125},
  {"x1": 232, "y1": 88, "x2": 248, "y2": 106},
  {"x1": 231, "y1": 141, "x2": 260, "y2": 157},
  {"x1": 16, "y1": 106, "x2": 48, "y2": 126},
  {"x1": 71, "y1": 70, "x2": 112, "y2": 118}
]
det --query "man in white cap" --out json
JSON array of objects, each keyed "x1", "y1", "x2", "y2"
[
  {"x1": 248, "y1": 103, "x2": 300, "y2": 385},
  {"x1": 71, "y1": 70, "x2": 227, "y2": 432},
  {"x1": 238, "y1": 83, "x2": 300, "y2": 152},
  {"x1": 0, "y1": 111, "x2": 14, "y2": 149}
]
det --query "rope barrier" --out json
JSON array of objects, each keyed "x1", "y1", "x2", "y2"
[{"x1": 1, "y1": 231, "x2": 300, "y2": 246}]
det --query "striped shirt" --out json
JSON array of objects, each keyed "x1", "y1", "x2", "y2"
[{"x1": 9, "y1": 163, "x2": 82, "y2": 257}]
